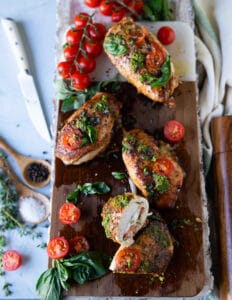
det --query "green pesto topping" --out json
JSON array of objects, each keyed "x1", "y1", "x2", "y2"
[
  {"x1": 122, "y1": 134, "x2": 137, "y2": 152},
  {"x1": 95, "y1": 95, "x2": 109, "y2": 113},
  {"x1": 104, "y1": 34, "x2": 128, "y2": 56},
  {"x1": 130, "y1": 51, "x2": 145, "y2": 72},
  {"x1": 102, "y1": 214, "x2": 111, "y2": 238},
  {"x1": 153, "y1": 173, "x2": 170, "y2": 194},
  {"x1": 137, "y1": 144, "x2": 153, "y2": 160},
  {"x1": 110, "y1": 194, "x2": 130, "y2": 208},
  {"x1": 147, "y1": 222, "x2": 170, "y2": 248}
]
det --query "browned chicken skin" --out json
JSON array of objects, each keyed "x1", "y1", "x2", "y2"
[
  {"x1": 110, "y1": 212, "x2": 174, "y2": 274},
  {"x1": 122, "y1": 129, "x2": 184, "y2": 209},
  {"x1": 55, "y1": 92, "x2": 121, "y2": 165},
  {"x1": 103, "y1": 17, "x2": 179, "y2": 107}
]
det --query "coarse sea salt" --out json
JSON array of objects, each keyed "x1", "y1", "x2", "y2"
[{"x1": 19, "y1": 196, "x2": 46, "y2": 223}]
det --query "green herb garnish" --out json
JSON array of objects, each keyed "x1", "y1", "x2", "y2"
[
  {"x1": 130, "y1": 52, "x2": 145, "y2": 72},
  {"x1": 142, "y1": 0, "x2": 172, "y2": 21},
  {"x1": 153, "y1": 173, "x2": 170, "y2": 194},
  {"x1": 104, "y1": 34, "x2": 128, "y2": 56},
  {"x1": 76, "y1": 111, "x2": 99, "y2": 145},
  {"x1": 95, "y1": 95, "x2": 109, "y2": 113},
  {"x1": 112, "y1": 172, "x2": 126, "y2": 180}
]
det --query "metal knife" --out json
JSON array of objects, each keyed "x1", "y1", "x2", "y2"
[{"x1": 1, "y1": 18, "x2": 51, "y2": 143}]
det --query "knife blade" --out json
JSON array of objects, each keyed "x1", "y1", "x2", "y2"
[{"x1": 1, "y1": 18, "x2": 51, "y2": 143}]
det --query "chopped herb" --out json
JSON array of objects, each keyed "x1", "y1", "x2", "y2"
[
  {"x1": 130, "y1": 52, "x2": 145, "y2": 72},
  {"x1": 95, "y1": 95, "x2": 109, "y2": 113},
  {"x1": 111, "y1": 194, "x2": 130, "y2": 208},
  {"x1": 137, "y1": 144, "x2": 153, "y2": 160},
  {"x1": 170, "y1": 218, "x2": 193, "y2": 229},
  {"x1": 104, "y1": 34, "x2": 128, "y2": 56},
  {"x1": 112, "y1": 172, "x2": 126, "y2": 180},
  {"x1": 153, "y1": 173, "x2": 170, "y2": 194},
  {"x1": 143, "y1": 167, "x2": 150, "y2": 176},
  {"x1": 122, "y1": 135, "x2": 137, "y2": 152},
  {"x1": 76, "y1": 111, "x2": 99, "y2": 145},
  {"x1": 102, "y1": 214, "x2": 111, "y2": 238}
]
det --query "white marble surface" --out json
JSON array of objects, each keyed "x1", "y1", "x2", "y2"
[{"x1": 0, "y1": 0, "x2": 55, "y2": 298}]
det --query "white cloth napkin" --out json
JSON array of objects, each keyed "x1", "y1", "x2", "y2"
[{"x1": 192, "y1": 0, "x2": 232, "y2": 175}]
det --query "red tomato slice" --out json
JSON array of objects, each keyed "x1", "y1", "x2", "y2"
[
  {"x1": 153, "y1": 157, "x2": 174, "y2": 176},
  {"x1": 157, "y1": 26, "x2": 176, "y2": 45},
  {"x1": 2, "y1": 250, "x2": 22, "y2": 271},
  {"x1": 145, "y1": 42, "x2": 166, "y2": 73},
  {"x1": 69, "y1": 235, "x2": 90, "y2": 255},
  {"x1": 164, "y1": 120, "x2": 185, "y2": 143},
  {"x1": 47, "y1": 236, "x2": 69, "y2": 259},
  {"x1": 58, "y1": 202, "x2": 81, "y2": 225},
  {"x1": 61, "y1": 127, "x2": 82, "y2": 151},
  {"x1": 126, "y1": 26, "x2": 147, "y2": 46},
  {"x1": 115, "y1": 247, "x2": 141, "y2": 272}
]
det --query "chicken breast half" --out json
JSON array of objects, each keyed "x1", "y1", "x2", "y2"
[
  {"x1": 103, "y1": 17, "x2": 178, "y2": 107},
  {"x1": 56, "y1": 92, "x2": 121, "y2": 165},
  {"x1": 110, "y1": 213, "x2": 174, "y2": 275},
  {"x1": 101, "y1": 193, "x2": 149, "y2": 246},
  {"x1": 122, "y1": 129, "x2": 184, "y2": 209}
]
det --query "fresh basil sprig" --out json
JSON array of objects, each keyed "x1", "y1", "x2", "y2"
[
  {"x1": 139, "y1": 55, "x2": 171, "y2": 88},
  {"x1": 142, "y1": 0, "x2": 171, "y2": 21},
  {"x1": 66, "y1": 182, "x2": 110, "y2": 204},
  {"x1": 36, "y1": 251, "x2": 111, "y2": 300},
  {"x1": 104, "y1": 34, "x2": 128, "y2": 56}
]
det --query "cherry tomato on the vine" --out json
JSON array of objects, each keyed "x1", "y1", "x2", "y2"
[
  {"x1": 71, "y1": 72, "x2": 90, "y2": 90},
  {"x1": 2, "y1": 250, "x2": 22, "y2": 271},
  {"x1": 164, "y1": 120, "x2": 185, "y2": 143},
  {"x1": 87, "y1": 23, "x2": 106, "y2": 41},
  {"x1": 69, "y1": 235, "x2": 90, "y2": 255},
  {"x1": 132, "y1": 0, "x2": 144, "y2": 14},
  {"x1": 74, "y1": 12, "x2": 90, "y2": 30},
  {"x1": 47, "y1": 236, "x2": 69, "y2": 259},
  {"x1": 157, "y1": 26, "x2": 176, "y2": 45},
  {"x1": 66, "y1": 28, "x2": 83, "y2": 45},
  {"x1": 57, "y1": 61, "x2": 75, "y2": 79},
  {"x1": 59, "y1": 202, "x2": 81, "y2": 225},
  {"x1": 99, "y1": 0, "x2": 115, "y2": 16},
  {"x1": 112, "y1": 7, "x2": 127, "y2": 22},
  {"x1": 77, "y1": 55, "x2": 96, "y2": 73},
  {"x1": 63, "y1": 44, "x2": 78, "y2": 61},
  {"x1": 84, "y1": 0, "x2": 101, "y2": 8},
  {"x1": 84, "y1": 40, "x2": 102, "y2": 58}
]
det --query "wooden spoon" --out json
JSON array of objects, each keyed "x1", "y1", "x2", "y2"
[
  {"x1": 0, "y1": 136, "x2": 51, "y2": 189},
  {"x1": 0, "y1": 157, "x2": 50, "y2": 224}
]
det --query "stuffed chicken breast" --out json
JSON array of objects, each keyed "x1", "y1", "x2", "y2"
[
  {"x1": 101, "y1": 193, "x2": 149, "y2": 246},
  {"x1": 104, "y1": 17, "x2": 178, "y2": 107},
  {"x1": 55, "y1": 92, "x2": 121, "y2": 165},
  {"x1": 122, "y1": 129, "x2": 184, "y2": 209},
  {"x1": 110, "y1": 213, "x2": 174, "y2": 274}
]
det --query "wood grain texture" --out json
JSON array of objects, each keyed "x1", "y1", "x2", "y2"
[
  {"x1": 50, "y1": 82, "x2": 208, "y2": 297},
  {"x1": 211, "y1": 116, "x2": 232, "y2": 300}
]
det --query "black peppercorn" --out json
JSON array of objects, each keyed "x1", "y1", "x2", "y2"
[{"x1": 26, "y1": 162, "x2": 49, "y2": 183}]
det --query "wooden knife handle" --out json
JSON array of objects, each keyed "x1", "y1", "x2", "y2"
[{"x1": 211, "y1": 116, "x2": 232, "y2": 300}]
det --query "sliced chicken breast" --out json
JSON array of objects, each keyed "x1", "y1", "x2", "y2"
[
  {"x1": 122, "y1": 129, "x2": 184, "y2": 209},
  {"x1": 101, "y1": 193, "x2": 149, "y2": 246},
  {"x1": 103, "y1": 17, "x2": 178, "y2": 107},
  {"x1": 55, "y1": 92, "x2": 121, "y2": 165}
]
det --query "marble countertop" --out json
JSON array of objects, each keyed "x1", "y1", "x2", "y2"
[{"x1": 0, "y1": 0, "x2": 55, "y2": 298}]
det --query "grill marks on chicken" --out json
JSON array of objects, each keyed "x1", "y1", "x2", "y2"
[
  {"x1": 103, "y1": 17, "x2": 179, "y2": 107},
  {"x1": 101, "y1": 193, "x2": 149, "y2": 247},
  {"x1": 110, "y1": 213, "x2": 174, "y2": 275},
  {"x1": 55, "y1": 93, "x2": 121, "y2": 165},
  {"x1": 122, "y1": 129, "x2": 184, "y2": 209}
]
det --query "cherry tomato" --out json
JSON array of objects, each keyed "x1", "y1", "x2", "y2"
[
  {"x1": 2, "y1": 250, "x2": 22, "y2": 271},
  {"x1": 157, "y1": 26, "x2": 176, "y2": 45},
  {"x1": 57, "y1": 61, "x2": 75, "y2": 79},
  {"x1": 74, "y1": 12, "x2": 90, "y2": 30},
  {"x1": 77, "y1": 55, "x2": 96, "y2": 73},
  {"x1": 115, "y1": 247, "x2": 141, "y2": 272},
  {"x1": 66, "y1": 28, "x2": 83, "y2": 45},
  {"x1": 71, "y1": 72, "x2": 90, "y2": 90},
  {"x1": 47, "y1": 236, "x2": 69, "y2": 259},
  {"x1": 84, "y1": 40, "x2": 103, "y2": 58},
  {"x1": 99, "y1": 0, "x2": 115, "y2": 16},
  {"x1": 84, "y1": 0, "x2": 101, "y2": 8},
  {"x1": 88, "y1": 23, "x2": 106, "y2": 41},
  {"x1": 133, "y1": 0, "x2": 144, "y2": 14},
  {"x1": 69, "y1": 235, "x2": 90, "y2": 255},
  {"x1": 58, "y1": 202, "x2": 81, "y2": 225},
  {"x1": 112, "y1": 7, "x2": 127, "y2": 22},
  {"x1": 63, "y1": 44, "x2": 78, "y2": 61},
  {"x1": 164, "y1": 120, "x2": 185, "y2": 143},
  {"x1": 61, "y1": 127, "x2": 82, "y2": 150},
  {"x1": 153, "y1": 157, "x2": 174, "y2": 176},
  {"x1": 145, "y1": 42, "x2": 166, "y2": 73}
]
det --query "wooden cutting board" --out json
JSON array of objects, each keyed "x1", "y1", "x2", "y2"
[{"x1": 50, "y1": 2, "x2": 211, "y2": 297}]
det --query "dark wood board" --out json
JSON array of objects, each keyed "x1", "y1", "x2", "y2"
[{"x1": 50, "y1": 81, "x2": 207, "y2": 297}]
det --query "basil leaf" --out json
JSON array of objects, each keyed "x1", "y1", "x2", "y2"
[
  {"x1": 112, "y1": 172, "x2": 126, "y2": 180},
  {"x1": 66, "y1": 188, "x2": 80, "y2": 203},
  {"x1": 36, "y1": 268, "x2": 61, "y2": 300},
  {"x1": 139, "y1": 56, "x2": 171, "y2": 88},
  {"x1": 142, "y1": 0, "x2": 171, "y2": 21},
  {"x1": 61, "y1": 95, "x2": 86, "y2": 113},
  {"x1": 80, "y1": 182, "x2": 110, "y2": 196},
  {"x1": 104, "y1": 34, "x2": 128, "y2": 56},
  {"x1": 86, "y1": 125, "x2": 97, "y2": 144},
  {"x1": 55, "y1": 260, "x2": 70, "y2": 291}
]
